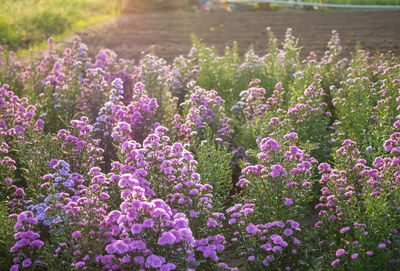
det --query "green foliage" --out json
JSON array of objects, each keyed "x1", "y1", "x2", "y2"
[
  {"x1": 195, "y1": 128, "x2": 234, "y2": 210},
  {"x1": 0, "y1": 202, "x2": 14, "y2": 269},
  {"x1": 0, "y1": 0, "x2": 117, "y2": 51}
]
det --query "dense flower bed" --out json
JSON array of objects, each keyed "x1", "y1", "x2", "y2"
[{"x1": 0, "y1": 30, "x2": 399, "y2": 270}]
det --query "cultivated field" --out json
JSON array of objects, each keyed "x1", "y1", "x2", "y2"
[
  {"x1": 73, "y1": 9, "x2": 400, "y2": 61},
  {"x1": 1, "y1": 4, "x2": 400, "y2": 271}
]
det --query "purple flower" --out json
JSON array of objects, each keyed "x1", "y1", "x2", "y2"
[
  {"x1": 100, "y1": 192, "x2": 110, "y2": 199},
  {"x1": 189, "y1": 210, "x2": 198, "y2": 218},
  {"x1": 207, "y1": 218, "x2": 218, "y2": 227},
  {"x1": 336, "y1": 249, "x2": 345, "y2": 257},
  {"x1": 72, "y1": 231, "x2": 81, "y2": 238},
  {"x1": 366, "y1": 251, "x2": 373, "y2": 256},
  {"x1": 260, "y1": 138, "x2": 280, "y2": 150},
  {"x1": 378, "y1": 243, "x2": 386, "y2": 249},
  {"x1": 22, "y1": 258, "x2": 32, "y2": 268},
  {"x1": 340, "y1": 227, "x2": 350, "y2": 234},
  {"x1": 134, "y1": 256, "x2": 145, "y2": 264},
  {"x1": 143, "y1": 218, "x2": 154, "y2": 228},
  {"x1": 331, "y1": 259, "x2": 340, "y2": 266},
  {"x1": 158, "y1": 232, "x2": 176, "y2": 245},
  {"x1": 351, "y1": 253, "x2": 358, "y2": 260},
  {"x1": 283, "y1": 229, "x2": 293, "y2": 236},
  {"x1": 270, "y1": 234, "x2": 284, "y2": 245},
  {"x1": 287, "y1": 220, "x2": 299, "y2": 229},
  {"x1": 146, "y1": 255, "x2": 165, "y2": 268},
  {"x1": 272, "y1": 246, "x2": 282, "y2": 252},
  {"x1": 160, "y1": 263, "x2": 177, "y2": 271},
  {"x1": 113, "y1": 240, "x2": 129, "y2": 254},
  {"x1": 284, "y1": 198, "x2": 293, "y2": 206},
  {"x1": 246, "y1": 224, "x2": 257, "y2": 234},
  {"x1": 75, "y1": 262, "x2": 85, "y2": 267},
  {"x1": 131, "y1": 223, "x2": 143, "y2": 234},
  {"x1": 190, "y1": 189, "x2": 199, "y2": 195},
  {"x1": 271, "y1": 164, "x2": 287, "y2": 177},
  {"x1": 248, "y1": 256, "x2": 255, "y2": 261}
]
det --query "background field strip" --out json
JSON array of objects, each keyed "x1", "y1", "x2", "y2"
[{"x1": 228, "y1": 0, "x2": 400, "y2": 9}]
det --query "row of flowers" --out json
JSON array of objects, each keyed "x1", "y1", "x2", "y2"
[{"x1": 0, "y1": 29, "x2": 399, "y2": 270}]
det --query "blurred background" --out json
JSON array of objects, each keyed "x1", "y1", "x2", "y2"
[{"x1": 1, "y1": 0, "x2": 399, "y2": 57}]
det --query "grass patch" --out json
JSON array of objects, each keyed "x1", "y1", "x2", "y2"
[{"x1": 0, "y1": 0, "x2": 119, "y2": 52}]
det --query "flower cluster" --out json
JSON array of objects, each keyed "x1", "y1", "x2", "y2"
[{"x1": 1, "y1": 28, "x2": 400, "y2": 270}]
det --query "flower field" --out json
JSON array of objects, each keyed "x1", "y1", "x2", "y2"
[{"x1": 0, "y1": 29, "x2": 399, "y2": 270}]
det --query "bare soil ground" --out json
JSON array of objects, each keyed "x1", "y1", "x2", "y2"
[{"x1": 68, "y1": 9, "x2": 400, "y2": 61}]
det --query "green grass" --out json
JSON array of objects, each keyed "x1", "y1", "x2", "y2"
[{"x1": 0, "y1": 0, "x2": 119, "y2": 52}]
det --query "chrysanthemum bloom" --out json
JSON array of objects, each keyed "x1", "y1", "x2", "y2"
[
  {"x1": 340, "y1": 227, "x2": 350, "y2": 234},
  {"x1": 283, "y1": 229, "x2": 293, "y2": 236},
  {"x1": 336, "y1": 249, "x2": 345, "y2": 257},
  {"x1": 331, "y1": 259, "x2": 340, "y2": 266},
  {"x1": 284, "y1": 198, "x2": 293, "y2": 206}
]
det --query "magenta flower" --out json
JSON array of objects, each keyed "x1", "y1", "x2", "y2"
[
  {"x1": 113, "y1": 240, "x2": 129, "y2": 254},
  {"x1": 146, "y1": 255, "x2": 165, "y2": 268},
  {"x1": 158, "y1": 232, "x2": 176, "y2": 245},
  {"x1": 72, "y1": 231, "x2": 81, "y2": 238},
  {"x1": 284, "y1": 198, "x2": 293, "y2": 206},
  {"x1": 131, "y1": 223, "x2": 143, "y2": 234},
  {"x1": 22, "y1": 259, "x2": 32, "y2": 268},
  {"x1": 351, "y1": 253, "x2": 358, "y2": 260},
  {"x1": 143, "y1": 218, "x2": 154, "y2": 228},
  {"x1": 331, "y1": 259, "x2": 340, "y2": 266},
  {"x1": 100, "y1": 192, "x2": 110, "y2": 199},
  {"x1": 75, "y1": 262, "x2": 85, "y2": 268},
  {"x1": 246, "y1": 224, "x2": 257, "y2": 234},
  {"x1": 283, "y1": 229, "x2": 293, "y2": 236},
  {"x1": 340, "y1": 227, "x2": 350, "y2": 234},
  {"x1": 336, "y1": 249, "x2": 345, "y2": 257}
]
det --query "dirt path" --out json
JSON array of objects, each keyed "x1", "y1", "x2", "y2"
[{"x1": 70, "y1": 9, "x2": 400, "y2": 61}]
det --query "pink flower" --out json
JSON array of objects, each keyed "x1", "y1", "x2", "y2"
[
  {"x1": 146, "y1": 255, "x2": 165, "y2": 268},
  {"x1": 331, "y1": 259, "x2": 340, "y2": 266},
  {"x1": 100, "y1": 192, "x2": 110, "y2": 199},
  {"x1": 143, "y1": 218, "x2": 154, "y2": 228},
  {"x1": 72, "y1": 231, "x2": 81, "y2": 238},
  {"x1": 246, "y1": 224, "x2": 257, "y2": 234},
  {"x1": 340, "y1": 227, "x2": 350, "y2": 234},
  {"x1": 75, "y1": 262, "x2": 85, "y2": 268},
  {"x1": 131, "y1": 224, "x2": 143, "y2": 234},
  {"x1": 283, "y1": 229, "x2": 293, "y2": 236},
  {"x1": 336, "y1": 249, "x2": 345, "y2": 257},
  {"x1": 158, "y1": 232, "x2": 176, "y2": 245},
  {"x1": 351, "y1": 253, "x2": 358, "y2": 260},
  {"x1": 284, "y1": 198, "x2": 293, "y2": 206},
  {"x1": 22, "y1": 258, "x2": 32, "y2": 268}
]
